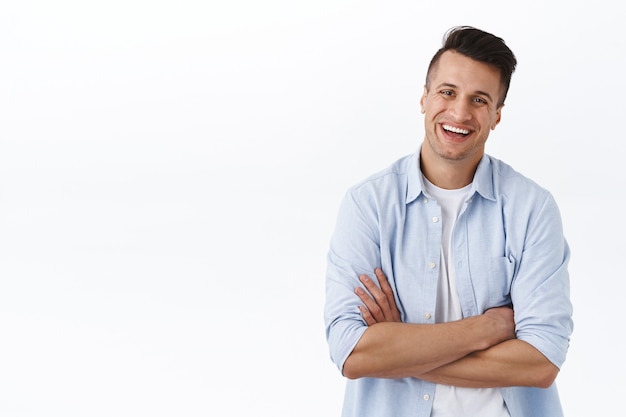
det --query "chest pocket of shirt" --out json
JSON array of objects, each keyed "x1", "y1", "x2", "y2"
[{"x1": 470, "y1": 255, "x2": 516, "y2": 309}]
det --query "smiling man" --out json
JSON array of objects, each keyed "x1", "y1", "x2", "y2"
[{"x1": 324, "y1": 27, "x2": 573, "y2": 417}]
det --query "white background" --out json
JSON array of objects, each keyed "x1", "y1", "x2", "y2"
[{"x1": 0, "y1": 1, "x2": 623, "y2": 416}]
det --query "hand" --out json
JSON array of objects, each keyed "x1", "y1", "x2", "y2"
[
  {"x1": 355, "y1": 268, "x2": 401, "y2": 325},
  {"x1": 483, "y1": 305, "x2": 516, "y2": 344}
]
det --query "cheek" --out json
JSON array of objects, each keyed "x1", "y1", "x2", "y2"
[{"x1": 424, "y1": 99, "x2": 446, "y2": 117}]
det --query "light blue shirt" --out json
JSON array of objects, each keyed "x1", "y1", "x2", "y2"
[{"x1": 324, "y1": 151, "x2": 573, "y2": 417}]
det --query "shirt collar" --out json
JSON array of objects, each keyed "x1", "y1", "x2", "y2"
[
  {"x1": 472, "y1": 154, "x2": 496, "y2": 201},
  {"x1": 405, "y1": 148, "x2": 496, "y2": 204},
  {"x1": 405, "y1": 151, "x2": 423, "y2": 204}
]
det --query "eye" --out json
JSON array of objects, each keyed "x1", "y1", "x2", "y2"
[
  {"x1": 440, "y1": 90, "x2": 454, "y2": 97},
  {"x1": 473, "y1": 97, "x2": 488, "y2": 105}
]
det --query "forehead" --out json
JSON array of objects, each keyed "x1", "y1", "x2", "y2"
[{"x1": 429, "y1": 51, "x2": 502, "y2": 98}]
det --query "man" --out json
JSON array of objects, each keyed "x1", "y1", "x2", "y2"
[{"x1": 324, "y1": 26, "x2": 573, "y2": 417}]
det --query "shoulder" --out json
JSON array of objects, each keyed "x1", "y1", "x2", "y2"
[
  {"x1": 348, "y1": 153, "x2": 414, "y2": 197},
  {"x1": 487, "y1": 155, "x2": 551, "y2": 198},
  {"x1": 335, "y1": 153, "x2": 416, "y2": 219},
  {"x1": 485, "y1": 155, "x2": 560, "y2": 217}
]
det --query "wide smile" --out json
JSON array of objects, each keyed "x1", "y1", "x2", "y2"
[{"x1": 440, "y1": 123, "x2": 473, "y2": 141}]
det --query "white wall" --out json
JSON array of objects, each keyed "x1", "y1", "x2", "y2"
[{"x1": 0, "y1": 1, "x2": 622, "y2": 415}]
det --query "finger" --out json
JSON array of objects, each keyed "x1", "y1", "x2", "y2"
[
  {"x1": 374, "y1": 268, "x2": 401, "y2": 322},
  {"x1": 355, "y1": 283, "x2": 385, "y2": 323},
  {"x1": 358, "y1": 305, "x2": 377, "y2": 326},
  {"x1": 359, "y1": 274, "x2": 392, "y2": 321}
]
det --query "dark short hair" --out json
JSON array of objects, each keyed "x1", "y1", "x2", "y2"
[{"x1": 426, "y1": 26, "x2": 517, "y2": 107}]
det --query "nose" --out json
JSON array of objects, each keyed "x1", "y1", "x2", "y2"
[{"x1": 449, "y1": 98, "x2": 472, "y2": 122}]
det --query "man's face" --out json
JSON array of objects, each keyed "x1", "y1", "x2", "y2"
[{"x1": 420, "y1": 50, "x2": 503, "y2": 168}]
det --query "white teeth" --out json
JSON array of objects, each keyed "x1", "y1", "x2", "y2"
[{"x1": 443, "y1": 124, "x2": 470, "y2": 135}]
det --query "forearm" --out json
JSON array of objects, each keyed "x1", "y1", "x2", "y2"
[
  {"x1": 415, "y1": 339, "x2": 559, "y2": 388},
  {"x1": 343, "y1": 314, "x2": 511, "y2": 379}
]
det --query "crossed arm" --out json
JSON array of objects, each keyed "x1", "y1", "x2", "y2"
[{"x1": 343, "y1": 268, "x2": 559, "y2": 388}]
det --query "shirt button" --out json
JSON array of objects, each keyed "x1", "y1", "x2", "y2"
[
  {"x1": 423, "y1": 394, "x2": 430, "y2": 401},
  {"x1": 424, "y1": 198, "x2": 429, "y2": 204},
  {"x1": 432, "y1": 216, "x2": 439, "y2": 223},
  {"x1": 424, "y1": 312, "x2": 432, "y2": 320},
  {"x1": 428, "y1": 262, "x2": 436, "y2": 269}
]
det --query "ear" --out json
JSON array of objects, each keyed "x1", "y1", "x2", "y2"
[
  {"x1": 420, "y1": 86, "x2": 427, "y2": 114},
  {"x1": 491, "y1": 105, "x2": 503, "y2": 130}
]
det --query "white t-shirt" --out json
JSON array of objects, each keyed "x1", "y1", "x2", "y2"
[{"x1": 423, "y1": 177, "x2": 510, "y2": 417}]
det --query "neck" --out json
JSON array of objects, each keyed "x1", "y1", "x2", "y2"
[{"x1": 419, "y1": 146, "x2": 480, "y2": 190}]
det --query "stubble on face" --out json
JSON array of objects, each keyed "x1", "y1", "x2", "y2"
[{"x1": 420, "y1": 51, "x2": 503, "y2": 167}]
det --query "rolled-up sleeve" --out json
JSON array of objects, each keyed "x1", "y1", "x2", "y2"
[
  {"x1": 511, "y1": 191, "x2": 574, "y2": 368},
  {"x1": 324, "y1": 188, "x2": 383, "y2": 373}
]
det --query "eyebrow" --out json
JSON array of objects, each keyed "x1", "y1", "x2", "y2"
[{"x1": 436, "y1": 83, "x2": 494, "y2": 103}]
